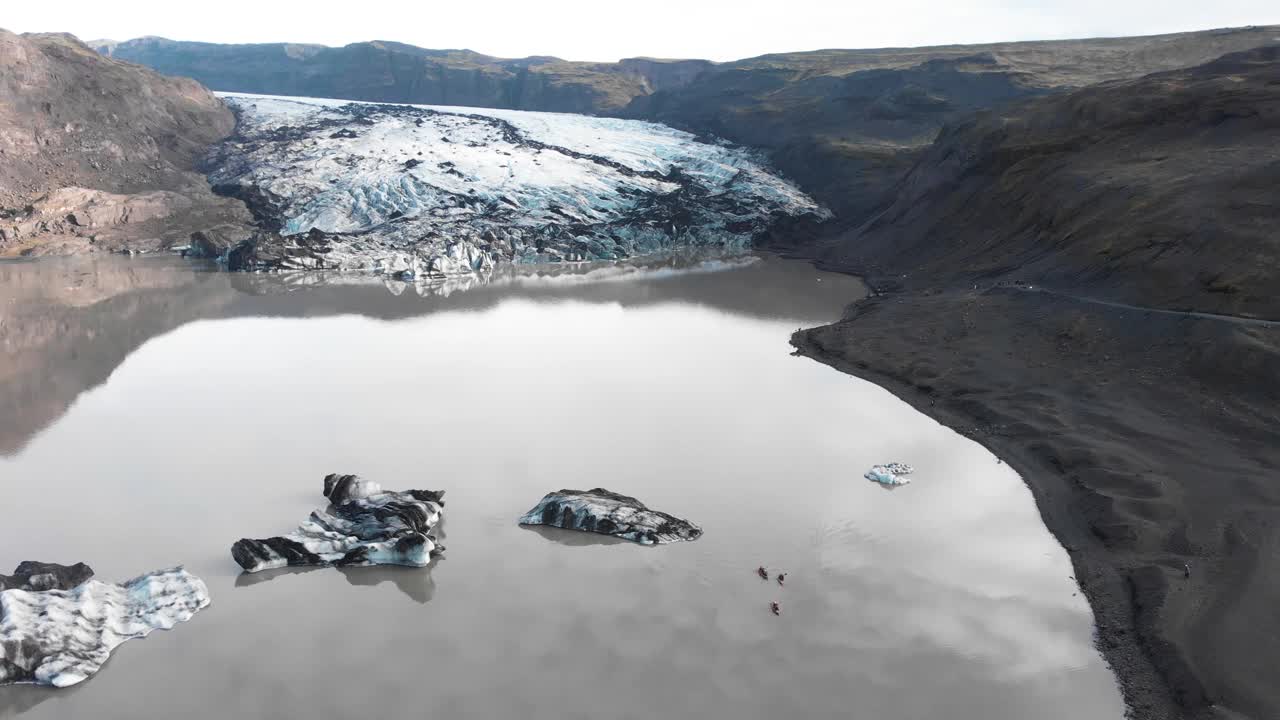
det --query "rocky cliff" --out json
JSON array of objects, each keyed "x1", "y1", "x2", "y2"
[
  {"x1": 91, "y1": 37, "x2": 713, "y2": 114},
  {"x1": 91, "y1": 26, "x2": 1280, "y2": 230},
  {"x1": 627, "y1": 26, "x2": 1280, "y2": 224},
  {"x1": 0, "y1": 30, "x2": 251, "y2": 256},
  {"x1": 823, "y1": 45, "x2": 1280, "y2": 319}
]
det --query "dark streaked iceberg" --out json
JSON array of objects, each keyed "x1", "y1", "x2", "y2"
[
  {"x1": 518, "y1": 488, "x2": 702, "y2": 545},
  {"x1": 231, "y1": 473, "x2": 445, "y2": 573},
  {"x1": 0, "y1": 562, "x2": 94, "y2": 592},
  {"x1": 0, "y1": 567, "x2": 209, "y2": 687}
]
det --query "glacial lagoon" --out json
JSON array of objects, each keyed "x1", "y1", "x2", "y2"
[{"x1": 0, "y1": 254, "x2": 1124, "y2": 719}]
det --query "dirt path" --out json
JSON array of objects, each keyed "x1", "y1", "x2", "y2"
[{"x1": 1011, "y1": 286, "x2": 1280, "y2": 328}]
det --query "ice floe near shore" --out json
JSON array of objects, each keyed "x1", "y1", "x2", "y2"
[
  {"x1": 203, "y1": 94, "x2": 827, "y2": 274},
  {"x1": 0, "y1": 566, "x2": 209, "y2": 687},
  {"x1": 519, "y1": 488, "x2": 703, "y2": 545},
  {"x1": 865, "y1": 463, "x2": 914, "y2": 487},
  {"x1": 231, "y1": 473, "x2": 445, "y2": 573}
]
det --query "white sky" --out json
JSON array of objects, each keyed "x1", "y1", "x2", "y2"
[{"x1": 6, "y1": 0, "x2": 1280, "y2": 62}]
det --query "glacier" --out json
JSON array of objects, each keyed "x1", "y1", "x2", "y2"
[
  {"x1": 518, "y1": 488, "x2": 703, "y2": 545},
  {"x1": 0, "y1": 567, "x2": 209, "y2": 687},
  {"x1": 204, "y1": 93, "x2": 828, "y2": 274},
  {"x1": 231, "y1": 473, "x2": 445, "y2": 573}
]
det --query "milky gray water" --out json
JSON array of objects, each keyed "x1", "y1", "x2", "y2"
[{"x1": 0, "y1": 254, "x2": 1124, "y2": 719}]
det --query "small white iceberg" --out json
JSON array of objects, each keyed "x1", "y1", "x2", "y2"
[{"x1": 865, "y1": 463, "x2": 914, "y2": 487}]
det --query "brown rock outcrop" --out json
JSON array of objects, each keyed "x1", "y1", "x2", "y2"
[{"x1": 0, "y1": 29, "x2": 251, "y2": 256}]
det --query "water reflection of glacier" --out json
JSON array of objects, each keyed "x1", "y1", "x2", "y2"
[
  {"x1": 0, "y1": 253, "x2": 857, "y2": 456},
  {"x1": 260, "y1": 254, "x2": 761, "y2": 298}
]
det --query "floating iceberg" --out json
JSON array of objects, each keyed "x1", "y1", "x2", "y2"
[
  {"x1": 519, "y1": 488, "x2": 702, "y2": 545},
  {"x1": 865, "y1": 463, "x2": 914, "y2": 487},
  {"x1": 231, "y1": 473, "x2": 445, "y2": 573},
  {"x1": 0, "y1": 566, "x2": 209, "y2": 687},
  {"x1": 205, "y1": 94, "x2": 828, "y2": 274}
]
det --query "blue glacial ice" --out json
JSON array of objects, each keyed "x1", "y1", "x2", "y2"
[
  {"x1": 519, "y1": 488, "x2": 703, "y2": 545},
  {"x1": 865, "y1": 463, "x2": 914, "y2": 487},
  {"x1": 205, "y1": 94, "x2": 829, "y2": 274},
  {"x1": 231, "y1": 474, "x2": 445, "y2": 573}
]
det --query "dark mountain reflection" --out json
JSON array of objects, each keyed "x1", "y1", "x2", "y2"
[{"x1": 0, "y1": 253, "x2": 863, "y2": 457}]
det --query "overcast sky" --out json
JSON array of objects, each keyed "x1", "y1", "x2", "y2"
[{"x1": 7, "y1": 0, "x2": 1279, "y2": 61}]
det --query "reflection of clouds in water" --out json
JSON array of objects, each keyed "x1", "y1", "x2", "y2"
[
  {"x1": 827, "y1": 471, "x2": 1079, "y2": 604},
  {"x1": 0, "y1": 668, "x2": 96, "y2": 718},
  {"x1": 42, "y1": 302, "x2": 1096, "y2": 687},
  {"x1": 814, "y1": 566, "x2": 1099, "y2": 680},
  {"x1": 813, "y1": 381, "x2": 1095, "y2": 679},
  {"x1": 0, "y1": 275, "x2": 1121, "y2": 720},
  {"x1": 0, "y1": 686, "x2": 65, "y2": 719}
]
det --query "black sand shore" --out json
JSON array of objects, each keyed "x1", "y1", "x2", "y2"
[{"x1": 793, "y1": 286, "x2": 1280, "y2": 720}]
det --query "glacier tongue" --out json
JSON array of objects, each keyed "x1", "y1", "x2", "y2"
[{"x1": 205, "y1": 94, "x2": 828, "y2": 274}]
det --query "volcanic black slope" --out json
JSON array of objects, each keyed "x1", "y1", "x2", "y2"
[{"x1": 796, "y1": 47, "x2": 1280, "y2": 720}]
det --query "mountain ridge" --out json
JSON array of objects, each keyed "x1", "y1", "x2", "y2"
[
  {"x1": 89, "y1": 35, "x2": 717, "y2": 113},
  {"x1": 90, "y1": 26, "x2": 1280, "y2": 226}
]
